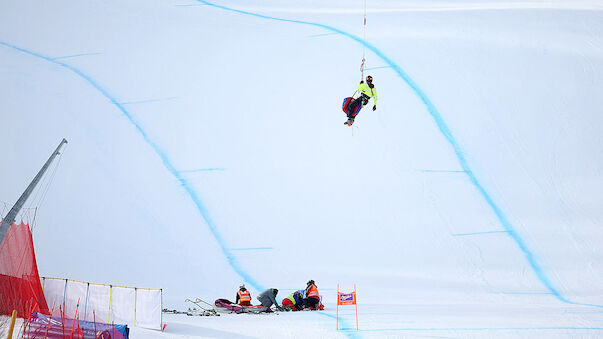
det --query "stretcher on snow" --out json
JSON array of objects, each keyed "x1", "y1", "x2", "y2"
[{"x1": 214, "y1": 299, "x2": 270, "y2": 314}]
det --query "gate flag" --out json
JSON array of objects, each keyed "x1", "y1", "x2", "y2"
[
  {"x1": 337, "y1": 291, "x2": 356, "y2": 305},
  {"x1": 336, "y1": 284, "x2": 358, "y2": 330}
]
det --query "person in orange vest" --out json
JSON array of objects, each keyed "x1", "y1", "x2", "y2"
[
  {"x1": 235, "y1": 284, "x2": 252, "y2": 306},
  {"x1": 303, "y1": 280, "x2": 320, "y2": 310}
]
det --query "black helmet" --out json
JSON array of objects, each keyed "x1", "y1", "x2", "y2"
[
  {"x1": 307, "y1": 280, "x2": 315, "y2": 285},
  {"x1": 274, "y1": 288, "x2": 279, "y2": 295},
  {"x1": 366, "y1": 75, "x2": 373, "y2": 82}
]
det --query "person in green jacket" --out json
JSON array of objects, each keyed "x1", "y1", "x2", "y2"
[
  {"x1": 281, "y1": 290, "x2": 304, "y2": 311},
  {"x1": 345, "y1": 75, "x2": 378, "y2": 126}
]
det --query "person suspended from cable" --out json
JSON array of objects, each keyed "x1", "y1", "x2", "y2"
[
  {"x1": 342, "y1": 75, "x2": 378, "y2": 126},
  {"x1": 340, "y1": 0, "x2": 377, "y2": 127}
]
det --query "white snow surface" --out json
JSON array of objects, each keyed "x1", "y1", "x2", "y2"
[{"x1": 1, "y1": 0, "x2": 603, "y2": 338}]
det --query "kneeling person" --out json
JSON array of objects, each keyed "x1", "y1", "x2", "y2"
[
  {"x1": 303, "y1": 280, "x2": 320, "y2": 310},
  {"x1": 257, "y1": 288, "x2": 283, "y2": 312},
  {"x1": 236, "y1": 284, "x2": 252, "y2": 306},
  {"x1": 282, "y1": 290, "x2": 304, "y2": 311}
]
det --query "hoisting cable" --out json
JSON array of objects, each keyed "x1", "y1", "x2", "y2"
[
  {"x1": 360, "y1": 0, "x2": 367, "y2": 82},
  {"x1": 30, "y1": 144, "x2": 66, "y2": 233},
  {"x1": 355, "y1": 0, "x2": 368, "y2": 98}
]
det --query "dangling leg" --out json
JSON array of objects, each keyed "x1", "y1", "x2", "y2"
[
  {"x1": 345, "y1": 97, "x2": 363, "y2": 125},
  {"x1": 347, "y1": 97, "x2": 363, "y2": 119}
]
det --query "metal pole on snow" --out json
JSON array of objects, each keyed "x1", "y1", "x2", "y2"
[{"x1": 7, "y1": 310, "x2": 17, "y2": 339}]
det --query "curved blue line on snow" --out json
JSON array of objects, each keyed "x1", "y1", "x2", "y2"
[
  {"x1": 0, "y1": 39, "x2": 265, "y2": 293},
  {"x1": 317, "y1": 311, "x2": 361, "y2": 338},
  {"x1": 194, "y1": 1, "x2": 603, "y2": 308}
]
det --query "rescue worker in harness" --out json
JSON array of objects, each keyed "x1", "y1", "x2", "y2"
[
  {"x1": 236, "y1": 284, "x2": 252, "y2": 306},
  {"x1": 345, "y1": 75, "x2": 378, "y2": 126}
]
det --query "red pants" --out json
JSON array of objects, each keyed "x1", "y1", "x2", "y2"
[{"x1": 282, "y1": 298, "x2": 301, "y2": 311}]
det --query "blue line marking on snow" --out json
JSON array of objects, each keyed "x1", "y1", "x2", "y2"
[
  {"x1": 194, "y1": 0, "x2": 603, "y2": 309},
  {"x1": 120, "y1": 97, "x2": 177, "y2": 105},
  {"x1": 318, "y1": 311, "x2": 362, "y2": 338},
  {"x1": 0, "y1": 39, "x2": 265, "y2": 293},
  {"x1": 338, "y1": 330, "x2": 363, "y2": 338},
  {"x1": 308, "y1": 32, "x2": 338, "y2": 38},
  {"x1": 420, "y1": 169, "x2": 466, "y2": 173},
  {"x1": 512, "y1": 292, "x2": 553, "y2": 295},
  {"x1": 230, "y1": 247, "x2": 273, "y2": 251},
  {"x1": 359, "y1": 327, "x2": 603, "y2": 332},
  {"x1": 52, "y1": 52, "x2": 102, "y2": 60},
  {"x1": 364, "y1": 66, "x2": 392, "y2": 71},
  {"x1": 452, "y1": 230, "x2": 509, "y2": 236},
  {"x1": 179, "y1": 168, "x2": 226, "y2": 173}
]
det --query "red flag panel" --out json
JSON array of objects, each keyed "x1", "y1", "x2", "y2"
[{"x1": 0, "y1": 222, "x2": 49, "y2": 318}]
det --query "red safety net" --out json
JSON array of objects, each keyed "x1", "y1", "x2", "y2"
[{"x1": 0, "y1": 221, "x2": 49, "y2": 319}]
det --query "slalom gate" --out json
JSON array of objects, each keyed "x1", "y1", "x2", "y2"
[{"x1": 336, "y1": 284, "x2": 358, "y2": 330}]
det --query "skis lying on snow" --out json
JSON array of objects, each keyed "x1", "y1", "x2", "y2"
[{"x1": 184, "y1": 298, "x2": 220, "y2": 316}]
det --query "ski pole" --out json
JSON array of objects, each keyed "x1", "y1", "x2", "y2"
[{"x1": 195, "y1": 298, "x2": 217, "y2": 309}]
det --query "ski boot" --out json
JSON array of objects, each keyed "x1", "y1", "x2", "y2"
[{"x1": 344, "y1": 118, "x2": 355, "y2": 126}]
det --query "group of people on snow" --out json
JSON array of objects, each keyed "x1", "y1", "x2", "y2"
[
  {"x1": 235, "y1": 280, "x2": 321, "y2": 312},
  {"x1": 218, "y1": 79, "x2": 378, "y2": 314}
]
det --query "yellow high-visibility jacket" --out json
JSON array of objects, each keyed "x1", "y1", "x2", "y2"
[{"x1": 358, "y1": 82, "x2": 378, "y2": 107}]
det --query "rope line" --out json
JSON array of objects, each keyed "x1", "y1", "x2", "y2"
[
  {"x1": 360, "y1": 0, "x2": 367, "y2": 81},
  {"x1": 30, "y1": 147, "x2": 64, "y2": 232}
]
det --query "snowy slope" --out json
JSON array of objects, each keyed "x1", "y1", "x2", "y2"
[{"x1": 1, "y1": 0, "x2": 603, "y2": 338}]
